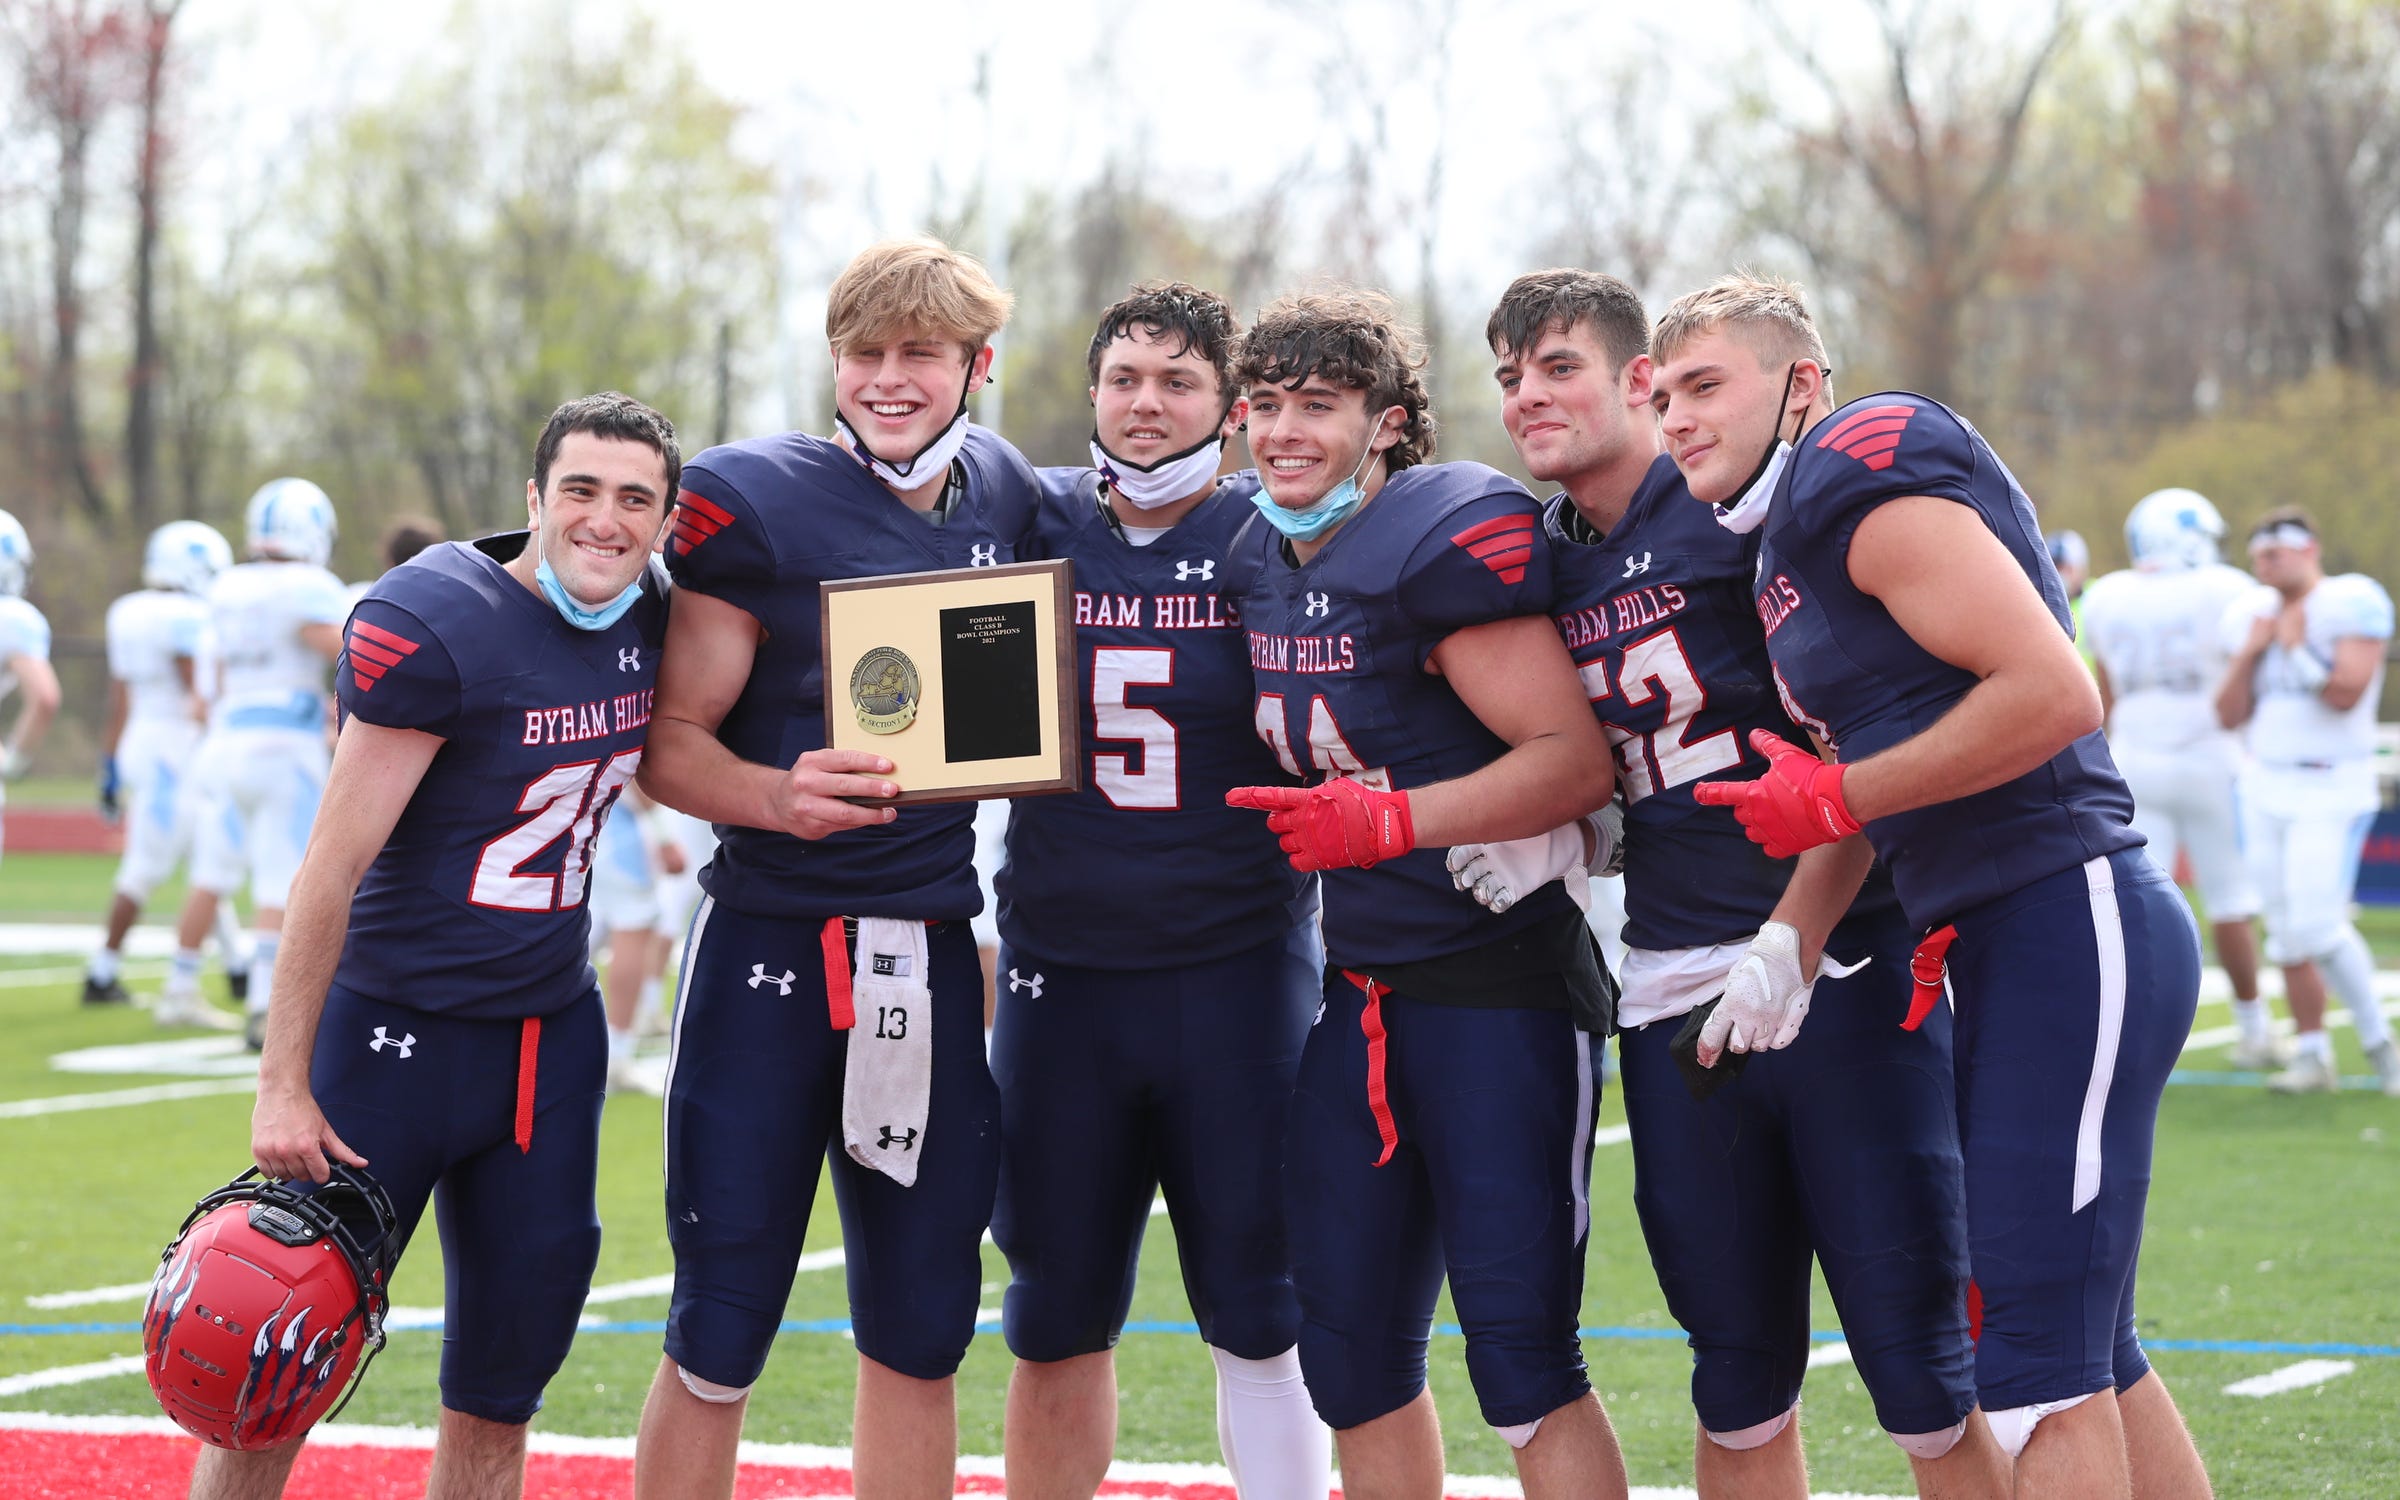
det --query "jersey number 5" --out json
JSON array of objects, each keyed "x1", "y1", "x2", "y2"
[
  {"x1": 1579, "y1": 628, "x2": 1739, "y2": 802},
  {"x1": 471, "y1": 750, "x2": 643, "y2": 912},
  {"x1": 1092, "y1": 647, "x2": 1179, "y2": 810}
]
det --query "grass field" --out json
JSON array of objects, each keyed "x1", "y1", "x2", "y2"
[{"x1": 2, "y1": 851, "x2": 2397, "y2": 1496}]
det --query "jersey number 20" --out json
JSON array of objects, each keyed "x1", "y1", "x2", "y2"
[{"x1": 472, "y1": 750, "x2": 643, "y2": 912}]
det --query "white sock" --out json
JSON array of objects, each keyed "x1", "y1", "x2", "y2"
[
  {"x1": 2232, "y1": 997, "x2": 2271, "y2": 1045},
  {"x1": 168, "y1": 947, "x2": 204, "y2": 994},
  {"x1": 634, "y1": 976, "x2": 664, "y2": 1030},
  {"x1": 2321, "y1": 926, "x2": 2390, "y2": 1052},
  {"x1": 608, "y1": 1026, "x2": 635, "y2": 1065},
  {"x1": 216, "y1": 903, "x2": 250, "y2": 973},
  {"x1": 249, "y1": 933, "x2": 279, "y2": 1018},
  {"x1": 1210, "y1": 1345, "x2": 1331, "y2": 1500},
  {"x1": 2296, "y1": 1029, "x2": 2335, "y2": 1063},
  {"x1": 89, "y1": 948, "x2": 121, "y2": 986}
]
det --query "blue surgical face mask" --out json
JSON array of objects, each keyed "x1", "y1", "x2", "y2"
[
  {"x1": 534, "y1": 516, "x2": 644, "y2": 631},
  {"x1": 1249, "y1": 430, "x2": 1382, "y2": 542}
]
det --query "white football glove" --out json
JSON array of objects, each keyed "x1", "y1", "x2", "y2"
[
  {"x1": 1695, "y1": 921, "x2": 1869, "y2": 1067},
  {"x1": 1446, "y1": 804, "x2": 1622, "y2": 914}
]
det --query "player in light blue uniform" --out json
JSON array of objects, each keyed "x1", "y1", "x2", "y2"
[
  {"x1": 174, "y1": 479, "x2": 349, "y2": 1045},
  {"x1": 0, "y1": 511, "x2": 61, "y2": 867}
]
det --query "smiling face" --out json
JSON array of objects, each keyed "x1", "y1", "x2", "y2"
[
  {"x1": 1496, "y1": 318, "x2": 1651, "y2": 489},
  {"x1": 523, "y1": 433, "x2": 673, "y2": 605},
  {"x1": 832, "y1": 326, "x2": 992, "y2": 460},
  {"x1": 1243, "y1": 377, "x2": 1400, "y2": 511},
  {"x1": 1092, "y1": 329, "x2": 1241, "y2": 460},
  {"x1": 1651, "y1": 327, "x2": 1806, "y2": 507}
]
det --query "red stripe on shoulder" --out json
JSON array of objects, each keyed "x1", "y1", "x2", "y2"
[
  {"x1": 1816, "y1": 404, "x2": 1919, "y2": 471},
  {"x1": 680, "y1": 493, "x2": 736, "y2": 527},
  {"x1": 349, "y1": 618, "x2": 422, "y2": 655},
  {"x1": 1450, "y1": 513, "x2": 1536, "y2": 548}
]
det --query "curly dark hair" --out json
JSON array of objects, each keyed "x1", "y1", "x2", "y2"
[
  {"x1": 1086, "y1": 281, "x2": 1242, "y2": 413},
  {"x1": 1234, "y1": 288, "x2": 1436, "y2": 471}
]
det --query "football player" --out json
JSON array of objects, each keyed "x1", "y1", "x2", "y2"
[
  {"x1": 1220, "y1": 289, "x2": 1623, "y2": 1500},
  {"x1": 86, "y1": 521, "x2": 245, "y2": 1011},
  {"x1": 2215, "y1": 507, "x2": 2399, "y2": 1096},
  {"x1": 172, "y1": 478, "x2": 349, "y2": 1044},
  {"x1": 1657, "y1": 274, "x2": 2210, "y2": 1498},
  {"x1": 588, "y1": 783, "x2": 682, "y2": 1095},
  {"x1": 2080, "y1": 490, "x2": 2270, "y2": 1064},
  {"x1": 1462, "y1": 269, "x2": 1995, "y2": 1496},
  {"x1": 991, "y1": 282, "x2": 1329, "y2": 1499},
  {"x1": 200, "y1": 393, "x2": 677, "y2": 1499},
  {"x1": 0, "y1": 511, "x2": 60, "y2": 858},
  {"x1": 633, "y1": 237, "x2": 1039, "y2": 1500}
]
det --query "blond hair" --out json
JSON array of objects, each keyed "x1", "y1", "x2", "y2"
[
  {"x1": 1653, "y1": 272, "x2": 1830, "y2": 376},
  {"x1": 825, "y1": 237, "x2": 1015, "y2": 356}
]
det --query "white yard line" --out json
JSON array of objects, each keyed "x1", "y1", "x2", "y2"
[
  {"x1": 2184, "y1": 1000, "x2": 2400, "y2": 1056},
  {"x1": 2223, "y1": 1359, "x2": 2355, "y2": 1398},
  {"x1": 24, "y1": 1281, "x2": 154, "y2": 1310},
  {"x1": 0, "y1": 1355, "x2": 148, "y2": 1397},
  {"x1": 0, "y1": 1078, "x2": 255, "y2": 1120},
  {"x1": 1805, "y1": 1340, "x2": 1855, "y2": 1370}
]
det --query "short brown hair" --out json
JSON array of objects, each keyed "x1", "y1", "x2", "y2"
[
  {"x1": 1087, "y1": 281, "x2": 1242, "y2": 410},
  {"x1": 826, "y1": 237, "x2": 1014, "y2": 357},
  {"x1": 1234, "y1": 288, "x2": 1436, "y2": 471},
  {"x1": 379, "y1": 515, "x2": 447, "y2": 571},
  {"x1": 1654, "y1": 272, "x2": 1831, "y2": 377},
  {"x1": 1486, "y1": 269, "x2": 1650, "y2": 373},
  {"x1": 2248, "y1": 505, "x2": 2319, "y2": 542}
]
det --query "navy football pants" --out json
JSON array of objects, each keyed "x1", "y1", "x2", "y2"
[
  {"x1": 1620, "y1": 905, "x2": 1974, "y2": 1438},
  {"x1": 661, "y1": 897, "x2": 1000, "y2": 1387},
  {"x1": 990, "y1": 923, "x2": 1320, "y2": 1362},
  {"x1": 1285, "y1": 977, "x2": 1603, "y2": 1430},
  {"x1": 310, "y1": 982, "x2": 605, "y2": 1425}
]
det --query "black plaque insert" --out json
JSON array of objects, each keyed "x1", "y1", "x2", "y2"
[{"x1": 940, "y1": 601, "x2": 1041, "y2": 762}]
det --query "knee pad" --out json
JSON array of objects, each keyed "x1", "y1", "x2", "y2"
[
  {"x1": 1984, "y1": 1392, "x2": 2093, "y2": 1460},
  {"x1": 1493, "y1": 1415, "x2": 1545, "y2": 1450},
  {"x1": 1888, "y1": 1417, "x2": 1966, "y2": 1460},
  {"x1": 1704, "y1": 1404, "x2": 1794, "y2": 1451},
  {"x1": 675, "y1": 1364, "x2": 751, "y2": 1405}
]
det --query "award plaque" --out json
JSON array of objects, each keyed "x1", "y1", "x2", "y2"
[{"x1": 820, "y1": 559, "x2": 1081, "y2": 804}]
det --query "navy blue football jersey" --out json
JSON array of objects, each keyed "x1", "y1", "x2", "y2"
[
  {"x1": 1222, "y1": 461, "x2": 1572, "y2": 968},
  {"x1": 664, "y1": 426, "x2": 1041, "y2": 920},
  {"x1": 333, "y1": 535, "x2": 665, "y2": 1019},
  {"x1": 1547, "y1": 455, "x2": 1899, "y2": 951},
  {"x1": 1756, "y1": 393, "x2": 2140, "y2": 928},
  {"x1": 997, "y1": 468, "x2": 1312, "y2": 968}
]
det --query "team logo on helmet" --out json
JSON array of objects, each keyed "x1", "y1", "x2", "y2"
[{"x1": 142, "y1": 1166, "x2": 398, "y2": 1451}]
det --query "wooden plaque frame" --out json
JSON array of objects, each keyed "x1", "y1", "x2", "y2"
[{"x1": 819, "y1": 559, "x2": 1080, "y2": 805}]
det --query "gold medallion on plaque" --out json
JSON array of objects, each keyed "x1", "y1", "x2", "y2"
[{"x1": 849, "y1": 646, "x2": 921, "y2": 735}]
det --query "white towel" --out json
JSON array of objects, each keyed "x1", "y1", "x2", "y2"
[{"x1": 842, "y1": 917, "x2": 933, "y2": 1186}]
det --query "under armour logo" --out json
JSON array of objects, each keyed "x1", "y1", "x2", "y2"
[
  {"x1": 876, "y1": 1125, "x2": 919, "y2": 1150},
  {"x1": 618, "y1": 647, "x2": 641, "y2": 671},
  {"x1": 969, "y1": 543, "x2": 999, "y2": 567},
  {"x1": 1175, "y1": 559, "x2": 1215, "y2": 582},
  {"x1": 1622, "y1": 552, "x2": 1652, "y2": 578},
  {"x1": 369, "y1": 1026, "x2": 415, "y2": 1058},
  {"x1": 1007, "y1": 968, "x2": 1045, "y2": 999},
  {"x1": 748, "y1": 964, "x2": 795, "y2": 995},
  {"x1": 1304, "y1": 592, "x2": 1331, "y2": 617}
]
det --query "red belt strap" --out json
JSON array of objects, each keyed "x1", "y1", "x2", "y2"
[
  {"x1": 514, "y1": 1016, "x2": 541, "y2": 1154},
  {"x1": 820, "y1": 917, "x2": 856, "y2": 1031},
  {"x1": 1344, "y1": 970, "x2": 1398, "y2": 1168},
  {"x1": 1905, "y1": 925, "x2": 1958, "y2": 1031}
]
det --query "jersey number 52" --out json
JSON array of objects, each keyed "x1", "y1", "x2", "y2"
[{"x1": 1581, "y1": 628, "x2": 1739, "y2": 802}]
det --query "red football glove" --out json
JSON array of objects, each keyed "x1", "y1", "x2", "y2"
[
  {"x1": 1226, "y1": 779, "x2": 1416, "y2": 872},
  {"x1": 1692, "y1": 729, "x2": 1861, "y2": 859}
]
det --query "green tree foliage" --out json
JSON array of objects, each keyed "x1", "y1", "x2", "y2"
[{"x1": 286, "y1": 8, "x2": 773, "y2": 549}]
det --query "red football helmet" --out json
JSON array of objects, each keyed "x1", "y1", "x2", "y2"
[{"x1": 142, "y1": 1166, "x2": 399, "y2": 1450}]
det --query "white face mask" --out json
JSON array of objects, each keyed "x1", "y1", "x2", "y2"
[
  {"x1": 836, "y1": 406, "x2": 972, "y2": 493},
  {"x1": 1713, "y1": 441, "x2": 1791, "y2": 536},
  {"x1": 1091, "y1": 432, "x2": 1225, "y2": 509}
]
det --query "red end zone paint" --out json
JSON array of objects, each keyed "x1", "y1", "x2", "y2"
[{"x1": 2, "y1": 807, "x2": 120, "y2": 855}]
